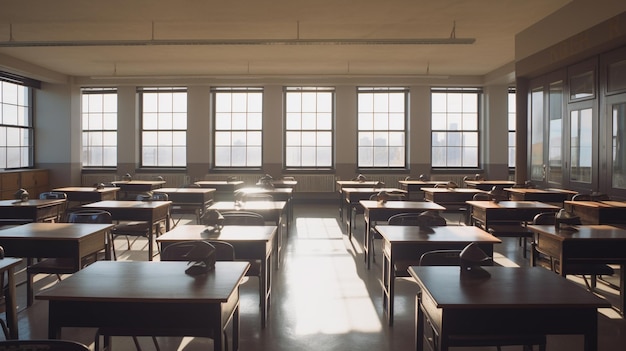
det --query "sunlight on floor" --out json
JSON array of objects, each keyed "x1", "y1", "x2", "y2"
[
  {"x1": 493, "y1": 252, "x2": 520, "y2": 267},
  {"x1": 288, "y1": 217, "x2": 383, "y2": 335}
]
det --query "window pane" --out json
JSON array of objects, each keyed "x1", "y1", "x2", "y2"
[
  {"x1": 430, "y1": 88, "x2": 480, "y2": 168},
  {"x1": 81, "y1": 88, "x2": 117, "y2": 167},
  {"x1": 140, "y1": 88, "x2": 187, "y2": 167},
  {"x1": 213, "y1": 89, "x2": 263, "y2": 167},
  {"x1": 357, "y1": 88, "x2": 407, "y2": 168},
  {"x1": 284, "y1": 88, "x2": 334, "y2": 168}
]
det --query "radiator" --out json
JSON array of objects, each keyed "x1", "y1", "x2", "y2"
[
  {"x1": 202, "y1": 174, "x2": 261, "y2": 187},
  {"x1": 293, "y1": 174, "x2": 335, "y2": 192}
]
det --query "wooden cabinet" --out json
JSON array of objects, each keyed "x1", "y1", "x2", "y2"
[{"x1": 0, "y1": 169, "x2": 49, "y2": 200}]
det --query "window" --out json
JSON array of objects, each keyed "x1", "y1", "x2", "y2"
[
  {"x1": 357, "y1": 87, "x2": 407, "y2": 168},
  {"x1": 431, "y1": 88, "x2": 480, "y2": 168},
  {"x1": 508, "y1": 89, "x2": 516, "y2": 168},
  {"x1": 139, "y1": 87, "x2": 187, "y2": 167},
  {"x1": 0, "y1": 79, "x2": 33, "y2": 169},
  {"x1": 285, "y1": 87, "x2": 334, "y2": 168},
  {"x1": 81, "y1": 88, "x2": 117, "y2": 167},
  {"x1": 213, "y1": 88, "x2": 263, "y2": 168}
]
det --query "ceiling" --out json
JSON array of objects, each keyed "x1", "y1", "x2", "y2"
[{"x1": 0, "y1": 0, "x2": 571, "y2": 82}]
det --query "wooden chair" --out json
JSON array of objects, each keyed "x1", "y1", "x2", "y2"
[
  {"x1": 418, "y1": 249, "x2": 546, "y2": 351},
  {"x1": 220, "y1": 211, "x2": 266, "y2": 226},
  {"x1": 368, "y1": 192, "x2": 407, "y2": 263}
]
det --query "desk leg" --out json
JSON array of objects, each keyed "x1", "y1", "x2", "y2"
[
  {"x1": 621, "y1": 264, "x2": 625, "y2": 316},
  {"x1": 364, "y1": 214, "x2": 371, "y2": 269},
  {"x1": 233, "y1": 303, "x2": 240, "y2": 351},
  {"x1": 416, "y1": 294, "x2": 423, "y2": 351},
  {"x1": 261, "y1": 254, "x2": 270, "y2": 328},
  {"x1": 382, "y1": 251, "x2": 394, "y2": 326},
  {"x1": 5, "y1": 266, "x2": 18, "y2": 339}
]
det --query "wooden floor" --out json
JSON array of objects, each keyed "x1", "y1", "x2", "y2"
[{"x1": 5, "y1": 202, "x2": 626, "y2": 350}]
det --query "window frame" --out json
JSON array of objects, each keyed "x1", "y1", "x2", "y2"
[
  {"x1": 211, "y1": 87, "x2": 264, "y2": 170},
  {"x1": 283, "y1": 86, "x2": 335, "y2": 170},
  {"x1": 356, "y1": 87, "x2": 409, "y2": 170},
  {"x1": 138, "y1": 86, "x2": 188, "y2": 168},
  {"x1": 0, "y1": 76, "x2": 34, "y2": 170},
  {"x1": 508, "y1": 88, "x2": 516, "y2": 168},
  {"x1": 430, "y1": 87, "x2": 482, "y2": 169},
  {"x1": 81, "y1": 87, "x2": 118, "y2": 168}
]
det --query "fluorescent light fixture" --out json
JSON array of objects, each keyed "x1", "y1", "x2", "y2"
[{"x1": 0, "y1": 37, "x2": 475, "y2": 48}]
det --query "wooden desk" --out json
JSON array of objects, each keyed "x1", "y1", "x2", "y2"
[
  {"x1": 37, "y1": 261, "x2": 249, "y2": 351},
  {"x1": 409, "y1": 266, "x2": 610, "y2": 351},
  {"x1": 154, "y1": 187, "x2": 215, "y2": 224},
  {"x1": 564, "y1": 200, "x2": 626, "y2": 225},
  {"x1": 528, "y1": 224, "x2": 626, "y2": 314},
  {"x1": 53, "y1": 186, "x2": 119, "y2": 203},
  {"x1": 82, "y1": 200, "x2": 171, "y2": 260},
  {"x1": 464, "y1": 180, "x2": 515, "y2": 191},
  {"x1": 398, "y1": 180, "x2": 448, "y2": 200},
  {"x1": 208, "y1": 201, "x2": 287, "y2": 267},
  {"x1": 0, "y1": 199, "x2": 67, "y2": 225},
  {"x1": 0, "y1": 257, "x2": 23, "y2": 339},
  {"x1": 194, "y1": 181, "x2": 244, "y2": 201},
  {"x1": 360, "y1": 200, "x2": 446, "y2": 269},
  {"x1": 423, "y1": 187, "x2": 485, "y2": 210},
  {"x1": 235, "y1": 187, "x2": 294, "y2": 223},
  {"x1": 0, "y1": 222, "x2": 113, "y2": 306},
  {"x1": 157, "y1": 225, "x2": 276, "y2": 328},
  {"x1": 111, "y1": 180, "x2": 166, "y2": 200},
  {"x1": 336, "y1": 180, "x2": 381, "y2": 220},
  {"x1": 342, "y1": 187, "x2": 406, "y2": 237},
  {"x1": 504, "y1": 187, "x2": 569, "y2": 204},
  {"x1": 467, "y1": 200, "x2": 560, "y2": 229},
  {"x1": 376, "y1": 225, "x2": 500, "y2": 326}
]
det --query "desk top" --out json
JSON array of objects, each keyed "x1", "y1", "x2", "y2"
[
  {"x1": 0, "y1": 257, "x2": 23, "y2": 270},
  {"x1": 466, "y1": 200, "x2": 560, "y2": 210},
  {"x1": 342, "y1": 187, "x2": 406, "y2": 194},
  {"x1": 0, "y1": 222, "x2": 114, "y2": 240},
  {"x1": 157, "y1": 225, "x2": 277, "y2": 243},
  {"x1": 154, "y1": 187, "x2": 216, "y2": 194},
  {"x1": 112, "y1": 180, "x2": 166, "y2": 186},
  {"x1": 36, "y1": 260, "x2": 249, "y2": 303},
  {"x1": 336, "y1": 180, "x2": 381, "y2": 188},
  {"x1": 565, "y1": 200, "x2": 626, "y2": 208},
  {"x1": 408, "y1": 266, "x2": 610, "y2": 309},
  {"x1": 398, "y1": 180, "x2": 448, "y2": 185},
  {"x1": 422, "y1": 187, "x2": 486, "y2": 194},
  {"x1": 527, "y1": 224, "x2": 626, "y2": 241},
  {"x1": 0, "y1": 199, "x2": 66, "y2": 208},
  {"x1": 209, "y1": 201, "x2": 286, "y2": 211},
  {"x1": 359, "y1": 200, "x2": 445, "y2": 211},
  {"x1": 235, "y1": 187, "x2": 293, "y2": 195},
  {"x1": 194, "y1": 180, "x2": 244, "y2": 186},
  {"x1": 505, "y1": 188, "x2": 565, "y2": 194},
  {"x1": 83, "y1": 200, "x2": 171, "y2": 210},
  {"x1": 53, "y1": 186, "x2": 120, "y2": 194},
  {"x1": 376, "y1": 225, "x2": 501, "y2": 244},
  {"x1": 464, "y1": 180, "x2": 516, "y2": 187}
]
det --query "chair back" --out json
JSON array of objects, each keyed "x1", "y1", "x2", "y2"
[
  {"x1": 136, "y1": 192, "x2": 169, "y2": 201},
  {"x1": 533, "y1": 212, "x2": 556, "y2": 225},
  {"x1": 472, "y1": 192, "x2": 492, "y2": 201},
  {"x1": 388, "y1": 211, "x2": 447, "y2": 227},
  {"x1": 419, "y1": 250, "x2": 462, "y2": 266},
  {"x1": 0, "y1": 340, "x2": 90, "y2": 351},
  {"x1": 571, "y1": 193, "x2": 592, "y2": 201},
  {"x1": 591, "y1": 192, "x2": 610, "y2": 201},
  {"x1": 161, "y1": 240, "x2": 235, "y2": 261},
  {"x1": 221, "y1": 211, "x2": 266, "y2": 225},
  {"x1": 39, "y1": 191, "x2": 67, "y2": 200},
  {"x1": 67, "y1": 209, "x2": 112, "y2": 224}
]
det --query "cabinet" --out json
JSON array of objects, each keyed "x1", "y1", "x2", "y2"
[{"x1": 0, "y1": 169, "x2": 49, "y2": 200}]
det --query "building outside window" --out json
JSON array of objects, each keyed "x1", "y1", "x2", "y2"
[
  {"x1": 357, "y1": 87, "x2": 407, "y2": 168},
  {"x1": 81, "y1": 88, "x2": 117, "y2": 167},
  {"x1": 285, "y1": 87, "x2": 334, "y2": 168},
  {"x1": 508, "y1": 88, "x2": 516, "y2": 168},
  {"x1": 213, "y1": 87, "x2": 263, "y2": 168},
  {"x1": 431, "y1": 87, "x2": 480, "y2": 168},
  {"x1": 0, "y1": 79, "x2": 32, "y2": 169},
  {"x1": 139, "y1": 87, "x2": 187, "y2": 167}
]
